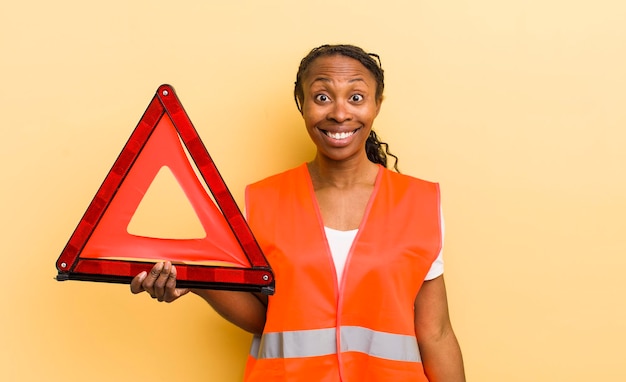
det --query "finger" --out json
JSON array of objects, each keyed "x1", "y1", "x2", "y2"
[
  {"x1": 130, "y1": 271, "x2": 147, "y2": 294},
  {"x1": 143, "y1": 262, "x2": 164, "y2": 298},
  {"x1": 154, "y1": 261, "x2": 173, "y2": 302},
  {"x1": 164, "y1": 265, "x2": 190, "y2": 302},
  {"x1": 165, "y1": 264, "x2": 177, "y2": 291},
  {"x1": 163, "y1": 265, "x2": 178, "y2": 302}
]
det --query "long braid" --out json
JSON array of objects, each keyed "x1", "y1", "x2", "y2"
[{"x1": 366, "y1": 130, "x2": 400, "y2": 172}]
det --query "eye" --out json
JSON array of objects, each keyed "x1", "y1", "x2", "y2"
[
  {"x1": 315, "y1": 94, "x2": 330, "y2": 103},
  {"x1": 350, "y1": 94, "x2": 364, "y2": 102}
]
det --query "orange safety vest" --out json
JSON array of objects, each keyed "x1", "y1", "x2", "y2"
[{"x1": 243, "y1": 164, "x2": 441, "y2": 382}]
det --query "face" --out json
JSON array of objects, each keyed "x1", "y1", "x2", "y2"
[{"x1": 300, "y1": 55, "x2": 382, "y2": 164}]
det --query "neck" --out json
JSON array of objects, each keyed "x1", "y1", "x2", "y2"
[{"x1": 307, "y1": 154, "x2": 379, "y2": 189}]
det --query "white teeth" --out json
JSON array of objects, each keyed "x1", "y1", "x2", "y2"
[{"x1": 325, "y1": 130, "x2": 354, "y2": 139}]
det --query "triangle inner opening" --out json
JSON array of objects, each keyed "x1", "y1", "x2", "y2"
[{"x1": 126, "y1": 166, "x2": 207, "y2": 239}]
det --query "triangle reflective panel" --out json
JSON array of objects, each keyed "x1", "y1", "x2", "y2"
[{"x1": 55, "y1": 84, "x2": 274, "y2": 295}]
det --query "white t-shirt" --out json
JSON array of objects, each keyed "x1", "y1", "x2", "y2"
[{"x1": 325, "y1": 215, "x2": 445, "y2": 284}]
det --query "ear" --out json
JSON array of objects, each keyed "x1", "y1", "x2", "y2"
[
  {"x1": 296, "y1": 96, "x2": 305, "y2": 116},
  {"x1": 375, "y1": 96, "x2": 384, "y2": 116}
]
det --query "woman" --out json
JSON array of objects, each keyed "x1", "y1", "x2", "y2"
[{"x1": 131, "y1": 44, "x2": 466, "y2": 381}]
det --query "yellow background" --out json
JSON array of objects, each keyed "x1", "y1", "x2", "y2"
[{"x1": 2, "y1": 1, "x2": 625, "y2": 381}]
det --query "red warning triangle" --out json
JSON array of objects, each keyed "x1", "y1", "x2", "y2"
[{"x1": 55, "y1": 85, "x2": 274, "y2": 294}]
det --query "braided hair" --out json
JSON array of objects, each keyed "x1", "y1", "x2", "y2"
[{"x1": 293, "y1": 44, "x2": 400, "y2": 172}]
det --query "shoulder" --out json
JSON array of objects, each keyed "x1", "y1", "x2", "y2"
[
  {"x1": 381, "y1": 167, "x2": 440, "y2": 193},
  {"x1": 246, "y1": 163, "x2": 307, "y2": 196},
  {"x1": 244, "y1": 164, "x2": 307, "y2": 220}
]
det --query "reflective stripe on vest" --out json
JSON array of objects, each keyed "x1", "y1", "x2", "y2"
[{"x1": 250, "y1": 326, "x2": 421, "y2": 363}]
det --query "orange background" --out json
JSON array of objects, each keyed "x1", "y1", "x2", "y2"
[{"x1": 2, "y1": 1, "x2": 625, "y2": 381}]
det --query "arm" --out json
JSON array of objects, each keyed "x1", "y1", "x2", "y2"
[
  {"x1": 192, "y1": 289, "x2": 267, "y2": 334},
  {"x1": 130, "y1": 261, "x2": 267, "y2": 334},
  {"x1": 414, "y1": 275, "x2": 466, "y2": 382}
]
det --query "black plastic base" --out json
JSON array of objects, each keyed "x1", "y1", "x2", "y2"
[{"x1": 55, "y1": 272, "x2": 275, "y2": 295}]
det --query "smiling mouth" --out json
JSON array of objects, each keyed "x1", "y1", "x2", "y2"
[{"x1": 322, "y1": 127, "x2": 360, "y2": 140}]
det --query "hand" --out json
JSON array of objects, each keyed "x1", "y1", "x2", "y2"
[{"x1": 130, "y1": 261, "x2": 190, "y2": 303}]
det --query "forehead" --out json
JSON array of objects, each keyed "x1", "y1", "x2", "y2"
[{"x1": 303, "y1": 55, "x2": 376, "y2": 85}]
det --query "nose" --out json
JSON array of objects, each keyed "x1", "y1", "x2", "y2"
[{"x1": 327, "y1": 100, "x2": 352, "y2": 123}]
